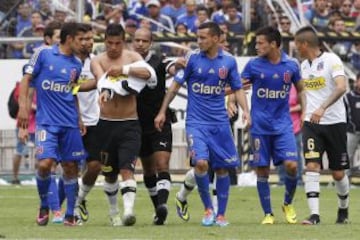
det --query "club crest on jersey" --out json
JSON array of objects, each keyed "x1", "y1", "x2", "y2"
[
  {"x1": 317, "y1": 61, "x2": 324, "y2": 71},
  {"x1": 218, "y1": 66, "x2": 228, "y2": 79},
  {"x1": 283, "y1": 71, "x2": 291, "y2": 83}
]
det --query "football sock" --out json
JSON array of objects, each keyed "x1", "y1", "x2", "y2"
[
  {"x1": 335, "y1": 175, "x2": 349, "y2": 209},
  {"x1": 63, "y1": 177, "x2": 78, "y2": 217},
  {"x1": 36, "y1": 172, "x2": 51, "y2": 209},
  {"x1": 157, "y1": 172, "x2": 171, "y2": 206},
  {"x1": 104, "y1": 180, "x2": 119, "y2": 216},
  {"x1": 304, "y1": 171, "x2": 320, "y2": 215},
  {"x1": 195, "y1": 171, "x2": 212, "y2": 210},
  {"x1": 57, "y1": 176, "x2": 65, "y2": 206},
  {"x1": 284, "y1": 173, "x2": 297, "y2": 205},
  {"x1": 144, "y1": 174, "x2": 158, "y2": 209},
  {"x1": 257, "y1": 176, "x2": 272, "y2": 214},
  {"x1": 121, "y1": 179, "x2": 137, "y2": 216},
  {"x1": 48, "y1": 173, "x2": 61, "y2": 211},
  {"x1": 177, "y1": 168, "x2": 196, "y2": 202},
  {"x1": 216, "y1": 173, "x2": 230, "y2": 216}
]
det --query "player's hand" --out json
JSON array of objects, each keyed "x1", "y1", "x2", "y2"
[
  {"x1": 242, "y1": 79, "x2": 252, "y2": 91},
  {"x1": 227, "y1": 101, "x2": 237, "y2": 118},
  {"x1": 310, "y1": 107, "x2": 325, "y2": 124},
  {"x1": 18, "y1": 127, "x2": 29, "y2": 143},
  {"x1": 107, "y1": 65, "x2": 122, "y2": 77},
  {"x1": 79, "y1": 120, "x2": 86, "y2": 136},
  {"x1": 99, "y1": 91, "x2": 110, "y2": 107},
  {"x1": 242, "y1": 111, "x2": 251, "y2": 129},
  {"x1": 17, "y1": 106, "x2": 29, "y2": 130},
  {"x1": 174, "y1": 57, "x2": 186, "y2": 70},
  {"x1": 154, "y1": 112, "x2": 166, "y2": 132}
]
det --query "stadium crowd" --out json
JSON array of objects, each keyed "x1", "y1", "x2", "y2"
[{"x1": 3, "y1": 0, "x2": 360, "y2": 228}]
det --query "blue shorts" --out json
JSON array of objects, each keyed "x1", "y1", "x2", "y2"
[
  {"x1": 250, "y1": 132, "x2": 298, "y2": 167},
  {"x1": 35, "y1": 125, "x2": 86, "y2": 162},
  {"x1": 15, "y1": 128, "x2": 35, "y2": 157},
  {"x1": 186, "y1": 124, "x2": 240, "y2": 170}
]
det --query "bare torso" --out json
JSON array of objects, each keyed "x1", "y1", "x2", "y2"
[{"x1": 92, "y1": 50, "x2": 139, "y2": 119}]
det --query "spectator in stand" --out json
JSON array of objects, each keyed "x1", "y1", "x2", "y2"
[
  {"x1": 176, "y1": 0, "x2": 198, "y2": 33},
  {"x1": 37, "y1": 0, "x2": 53, "y2": 22},
  {"x1": 125, "y1": 19, "x2": 138, "y2": 39},
  {"x1": 304, "y1": 0, "x2": 331, "y2": 31},
  {"x1": 350, "y1": 41, "x2": 360, "y2": 72},
  {"x1": 328, "y1": 17, "x2": 352, "y2": 61},
  {"x1": 279, "y1": 15, "x2": 294, "y2": 56},
  {"x1": 161, "y1": 0, "x2": 186, "y2": 24},
  {"x1": 8, "y1": 2, "x2": 32, "y2": 59},
  {"x1": 351, "y1": 0, "x2": 360, "y2": 17},
  {"x1": 22, "y1": 10, "x2": 44, "y2": 37},
  {"x1": 23, "y1": 24, "x2": 45, "y2": 58},
  {"x1": 146, "y1": 0, "x2": 175, "y2": 33},
  {"x1": 212, "y1": 0, "x2": 241, "y2": 24},
  {"x1": 339, "y1": 0, "x2": 356, "y2": 31},
  {"x1": 225, "y1": 3, "x2": 245, "y2": 35},
  {"x1": 194, "y1": 5, "x2": 210, "y2": 30},
  {"x1": 53, "y1": 8, "x2": 68, "y2": 24}
]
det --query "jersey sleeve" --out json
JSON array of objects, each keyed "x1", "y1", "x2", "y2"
[
  {"x1": 228, "y1": 57, "x2": 242, "y2": 90},
  {"x1": 241, "y1": 59, "x2": 253, "y2": 82},
  {"x1": 27, "y1": 46, "x2": 47, "y2": 78},
  {"x1": 329, "y1": 53, "x2": 345, "y2": 78},
  {"x1": 174, "y1": 53, "x2": 194, "y2": 85}
]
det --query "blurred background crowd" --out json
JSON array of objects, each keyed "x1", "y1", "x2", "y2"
[{"x1": 1, "y1": 0, "x2": 360, "y2": 75}]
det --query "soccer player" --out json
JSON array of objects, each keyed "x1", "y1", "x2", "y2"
[
  {"x1": 71, "y1": 24, "x2": 99, "y2": 225},
  {"x1": 132, "y1": 28, "x2": 178, "y2": 225},
  {"x1": 155, "y1": 22, "x2": 250, "y2": 226},
  {"x1": 241, "y1": 26, "x2": 305, "y2": 224},
  {"x1": 17, "y1": 22, "x2": 88, "y2": 226},
  {"x1": 90, "y1": 23, "x2": 156, "y2": 226},
  {"x1": 294, "y1": 26, "x2": 350, "y2": 225},
  {"x1": 174, "y1": 31, "x2": 232, "y2": 222}
]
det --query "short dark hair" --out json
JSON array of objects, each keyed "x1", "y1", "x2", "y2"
[
  {"x1": 44, "y1": 21, "x2": 62, "y2": 41},
  {"x1": 255, "y1": 26, "x2": 282, "y2": 47},
  {"x1": 60, "y1": 22, "x2": 88, "y2": 44},
  {"x1": 198, "y1": 21, "x2": 221, "y2": 37},
  {"x1": 81, "y1": 23, "x2": 93, "y2": 32},
  {"x1": 105, "y1": 23, "x2": 125, "y2": 40},
  {"x1": 295, "y1": 26, "x2": 319, "y2": 47}
]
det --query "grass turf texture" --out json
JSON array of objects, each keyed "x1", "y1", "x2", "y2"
[{"x1": 0, "y1": 185, "x2": 358, "y2": 240}]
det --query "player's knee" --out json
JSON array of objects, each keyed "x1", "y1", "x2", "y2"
[
  {"x1": 332, "y1": 170, "x2": 346, "y2": 181},
  {"x1": 37, "y1": 159, "x2": 53, "y2": 175},
  {"x1": 87, "y1": 161, "x2": 102, "y2": 174},
  {"x1": 284, "y1": 162, "x2": 297, "y2": 176},
  {"x1": 195, "y1": 160, "x2": 208, "y2": 173}
]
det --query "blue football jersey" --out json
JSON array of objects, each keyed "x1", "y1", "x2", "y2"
[
  {"x1": 26, "y1": 45, "x2": 82, "y2": 128},
  {"x1": 174, "y1": 49, "x2": 242, "y2": 125},
  {"x1": 241, "y1": 52, "x2": 301, "y2": 135}
]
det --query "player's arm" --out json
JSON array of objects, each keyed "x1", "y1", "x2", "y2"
[
  {"x1": 234, "y1": 88, "x2": 251, "y2": 127},
  {"x1": 74, "y1": 95, "x2": 86, "y2": 136},
  {"x1": 18, "y1": 73, "x2": 32, "y2": 130},
  {"x1": 90, "y1": 56, "x2": 112, "y2": 104},
  {"x1": 310, "y1": 75, "x2": 346, "y2": 124},
  {"x1": 294, "y1": 80, "x2": 306, "y2": 125},
  {"x1": 78, "y1": 78, "x2": 97, "y2": 92},
  {"x1": 154, "y1": 80, "x2": 182, "y2": 131}
]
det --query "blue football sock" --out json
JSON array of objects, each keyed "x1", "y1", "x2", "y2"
[
  {"x1": 48, "y1": 173, "x2": 61, "y2": 211},
  {"x1": 216, "y1": 174, "x2": 230, "y2": 216},
  {"x1": 195, "y1": 171, "x2": 212, "y2": 210},
  {"x1": 58, "y1": 177, "x2": 65, "y2": 207},
  {"x1": 36, "y1": 172, "x2": 51, "y2": 209},
  {"x1": 63, "y1": 177, "x2": 78, "y2": 217},
  {"x1": 284, "y1": 174, "x2": 297, "y2": 205},
  {"x1": 257, "y1": 176, "x2": 272, "y2": 214}
]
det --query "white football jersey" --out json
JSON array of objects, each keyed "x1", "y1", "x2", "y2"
[
  {"x1": 77, "y1": 55, "x2": 100, "y2": 126},
  {"x1": 301, "y1": 52, "x2": 346, "y2": 124}
]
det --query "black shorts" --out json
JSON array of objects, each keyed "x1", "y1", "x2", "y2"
[
  {"x1": 82, "y1": 125, "x2": 100, "y2": 162},
  {"x1": 302, "y1": 121, "x2": 349, "y2": 170},
  {"x1": 97, "y1": 119, "x2": 141, "y2": 177},
  {"x1": 139, "y1": 122, "x2": 172, "y2": 157}
]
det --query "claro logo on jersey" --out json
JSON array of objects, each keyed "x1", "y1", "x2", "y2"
[
  {"x1": 41, "y1": 79, "x2": 72, "y2": 93},
  {"x1": 304, "y1": 75, "x2": 326, "y2": 90},
  {"x1": 192, "y1": 80, "x2": 225, "y2": 95},
  {"x1": 256, "y1": 85, "x2": 289, "y2": 99}
]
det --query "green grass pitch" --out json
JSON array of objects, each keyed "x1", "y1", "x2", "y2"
[{"x1": 0, "y1": 184, "x2": 359, "y2": 239}]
